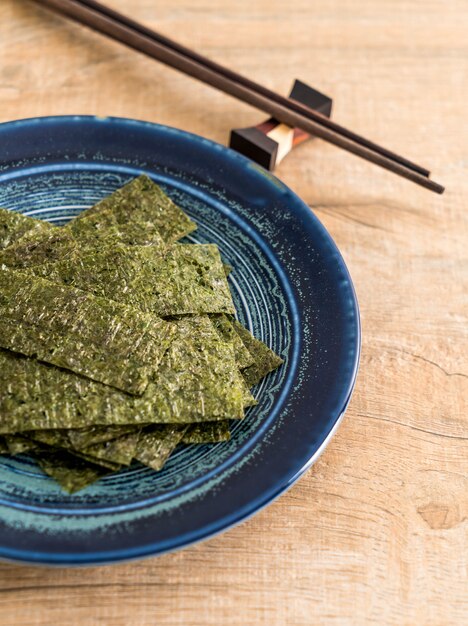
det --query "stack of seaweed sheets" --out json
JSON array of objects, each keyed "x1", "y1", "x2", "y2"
[{"x1": 0, "y1": 176, "x2": 283, "y2": 493}]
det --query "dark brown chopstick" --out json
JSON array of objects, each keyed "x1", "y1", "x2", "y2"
[
  {"x1": 73, "y1": 0, "x2": 431, "y2": 179},
  {"x1": 35, "y1": 0, "x2": 444, "y2": 194}
]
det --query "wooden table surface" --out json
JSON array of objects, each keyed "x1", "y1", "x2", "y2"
[{"x1": 0, "y1": 1, "x2": 467, "y2": 624}]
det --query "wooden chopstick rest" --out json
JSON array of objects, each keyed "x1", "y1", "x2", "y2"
[{"x1": 230, "y1": 80, "x2": 332, "y2": 171}]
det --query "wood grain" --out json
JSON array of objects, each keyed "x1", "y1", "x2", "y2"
[{"x1": 0, "y1": 1, "x2": 466, "y2": 624}]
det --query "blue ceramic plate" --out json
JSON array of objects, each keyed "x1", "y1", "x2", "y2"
[{"x1": 0, "y1": 116, "x2": 359, "y2": 566}]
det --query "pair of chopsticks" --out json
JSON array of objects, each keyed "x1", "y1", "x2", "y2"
[{"x1": 34, "y1": 0, "x2": 444, "y2": 194}]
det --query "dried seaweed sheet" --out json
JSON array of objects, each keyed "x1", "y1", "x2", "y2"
[
  {"x1": 4, "y1": 434, "x2": 40, "y2": 455},
  {"x1": 232, "y1": 320, "x2": 284, "y2": 387},
  {"x1": 26, "y1": 430, "x2": 124, "y2": 470},
  {"x1": 140, "y1": 316, "x2": 246, "y2": 422},
  {"x1": 80, "y1": 431, "x2": 140, "y2": 466},
  {"x1": 139, "y1": 244, "x2": 236, "y2": 316},
  {"x1": 0, "y1": 208, "x2": 165, "y2": 273},
  {"x1": 67, "y1": 425, "x2": 137, "y2": 449},
  {"x1": 69, "y1": 209, "x2": 166, "y2": 248},
  {"x1": 72, "y1": 175, "x2": 196, "y2": 244},
  {"x1": 0, "y1": 267, "x2": 175, "y2": 394},
  {"x1": 0, "y1": 436, "x2": 9, "y2": 454},
  {"x1": 134, "y1": 424, "x2": 187, "y2": 471},
  {"x1": 70, "y1": 415, "x2": 238, "y2": 451},
  {"x1": 27, "y1": 428, "x2": 130, "y2": 469},
  {"x1": 31, "y1": 243, "x2": 160, "y2": 306},
  {"x1": 0, "y1": 208, "x2": 51, "y2": 251},
  {"x1": 0, "y1": 349, "x2": 137, "y2": 433},
  {"x1": 182, "y1": 421, "x2": 231, "y2": 444},
  {"x1": 34, "y1": 243, "x2": 235, "y2": 317},
  {"x1": 68, "y1": 211, "x2": 128, "y2": 247},
  {"x1": 211, "y1": 314, "x2": 254, "y2": 369},
  {"x1": 28, "y1": 429, "x2": 70, "y2": 448},
  {"x1": 0, "y1": 228, "x2": 75, "y2": 269},
  {"x1": 242, "y1": 382, "x2": 258, "y2": 407},
  {"x1": 35, "y1": 450, "x2": 109, "y2": 493},
  {"x1": 0, "y1": 182, "x2": 276, "y2": 490},
  {"x1": 70, "y1": 450, "x2": 121, "y2": 471},
  {"x1": 0, "y1": 317, "x2": 246, "y2": 433}
]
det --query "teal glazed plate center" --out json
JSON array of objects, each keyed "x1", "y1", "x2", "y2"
[{"x1": 0, "y1": 116, "x2": 360, "y2": 565}]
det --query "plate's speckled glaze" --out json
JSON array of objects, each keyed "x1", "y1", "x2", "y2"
[{"x1": 0, "y1": 116, "x2": 360, "y2": 565}]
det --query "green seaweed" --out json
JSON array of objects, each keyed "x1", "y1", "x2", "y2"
[
  {"x1": 0, "y1": 204, "x2": 166, "y2": 272},
  {"x1": 0, "y1": 317, "x2": 246, "y2": 433},
  {"x1": 68, "y1": 211, "x2": 127, "y2": 247},
  {"x1": 242, "y1": 381, "x2": 257, "y2": 407},
  {"x1": 4, "y1": 434, "x2": 40, "y2": 455},
  {"x1": 0, "y1": 180, "x2": 284, "y2": 492},
  {"x1": 67, "y1": 425, "x2": 138, "y2": 449},
  {"x1": 140, "y1": 244, "x2": 235, "y2": 316},
  {"x1": 19, "y1": 430, "x2": 122, "y2": 474},
  {"x1": 80, "y1": 431, "x2": 140, "y2": 466},
  {"x1": 70, "y1": 450, "x2": 121, "y2": 471},
  {"x1": 31, "y1": 243, "x2": 161, "y2": 307},
  {"x1": 69, "y1": 209, "x2": 167, "y2": 248},
  {"x1": 0, "y1": 208, "x2": 51, "y2": 251},
  {"x1": 72, "y1": 175, "x2": 196, "y2": 244},
  {"x1": 27, "y1": 429, "x2": 125, "y2": 470},
  {"x1": 0, "y1": 228, "x2": 75, "y2": 268},
  {"x1": 211, "y1": 314, "x2": 254, "y2": 369},
  {"x1": 0, "y1": 267, "x2": 175, "y2": 394},
  {"x1": 35, "y1": 450, "x2": 109, "y2": 493},
  {"x1": 182, "y1": 421, "x2": 231, "y2": 444},
  {"x1": 233, "y1": 320, "x2": 284, "y2": 387},
  {"x1": 134, "y1": 424, "x2": 187, "y2": 471},
  {"x1": 33, "y1": 243, "x2": 235, "y2": 317},
  {"x1": 141, "y1": 316, "x2": 247, "y2": 422},
  {"x1": 28, "y1": 429, "x2": 70, "y2": 448}
]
